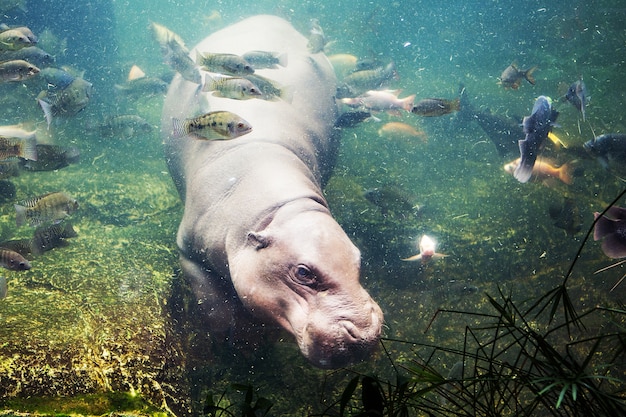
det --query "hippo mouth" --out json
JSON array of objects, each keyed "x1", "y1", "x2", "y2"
[{"x1": 300, "y1": 311, "x2": 382, "y2": 369}]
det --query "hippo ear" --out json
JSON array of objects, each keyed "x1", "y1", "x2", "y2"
[{"x1": 247, "y1": 231, "x2": 271, "y2": 250}]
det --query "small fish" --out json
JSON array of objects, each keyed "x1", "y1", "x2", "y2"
[
  {"x1": 31, "y1": 220, "x2": 78, "y2": 256},
  {"x1": 0, "y1": 248, "x2": 30, "y2": 270},
  {"x1": 171, "y1": 111, "x2": 252, "y2": 141},
  {"x1": 457, "y1": 86, "x2": 522, "y2": 156},
  {"x1": 564, "y1": 79, "x2": 589, "y2": 121},
  {"x1": 363, "y1": 186, "x2": 420, "y2": 218},
  {"x1": 341, "y1": 89, "x2": 414, "y2": 113},
  {"x1": 0, "y1": 46, "x2": 54, "y2": 68},
  {"x1": 411, "y1": 97, "x2": 460, "y2": 117},
  {"x1": 0, "y1": 136, "x2": 37, "y2": 161},
  {"x1": 584, "y1": 133, "x2": 626, "y2": 169},
  {"x1": 549, "y1": 197, "x2": 582, "y2": 236},
  {"x1": 504, "y1": 157, "x2": 573, "y2": 185},
  {"x1": 0, "y1": 59, "x2": 39, "y2": 82},
  {"x1": 242, "y1": 50, "x2": 288, "y2": 69},
  {"x1": 334, "y1": 110, "x2": 372, "y2": 128},
  {"x1": 98, "y1": 115, "x2": 153, "y2": 139},
  {"x1": 21, "y1": 144, "x2": 79, "y2": 171},
  {"x1": 594, "y1": 206, "x2": 626, "y2": 259},
  {"x1": 0, "y1": 160, "x2": 20, "y2": 179},
  {"x1": 15, "y1": 191, "x2": 79, "y2": 227},
  {"x1": 328, "y1": 53, "x2": 358, "y2": 79},
  {"x1": 202, "y1": 74, "x2": 262, "y2": 100},
  {"x1": 402, "y1": 235, "x2": 447, "y2": 263},
  {"x1": 0, "y1": 276, "x2": 6, "y2": 300},
  {"x1": 150, "y1": 22, "x2": 186, "y2": 49},
  {"x1": 0, "y1": 238, "x2": 32, "y2": 256},
  {"x1": 242, "y1": 73, "x2": 288, "y2": 101},
  {"x1": 341, "y1": 62, "x2": 397, "y2": 97},
  {"x1": 499, "y1": 62, "x2": 537, "y2": 89},
  {"x1": 115, "y1": 66, "x2": 168, "y2": 98},
  {"x1": 196, "y1": 51, "x2": 254, "y2": 76},
  {"x1": 0, "y1": 123, "x2": 37, "y2": 140},
  {"x1": 514, "y1": 95, "x2": 559, "y2": 183},
  {"x1": 377, "y1": 122, "x2": 426, "y2": 141},
  {"x1": 164, "y1": 38, "x2": 201, "y2": 84},
  {"x1": 307, "y1": 19, "x2": 327, "y2": 53},
  {"x1": 0, "y1": 28, "x2": 34, "y2": 51},
  {"x1": 149, "y1": 23, "x2": 201, "y2": 84},
  {"x1": 38, "y1": 76, "x2": 93, "y2": 126}
]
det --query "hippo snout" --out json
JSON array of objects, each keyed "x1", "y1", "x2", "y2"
[{"x1": 301, "y1": 302, "x2": 383, "y2": 369}]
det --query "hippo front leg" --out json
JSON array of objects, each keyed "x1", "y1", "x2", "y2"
[{"x1": 178, "y1": 255, "x2": 237, "y2": 333}]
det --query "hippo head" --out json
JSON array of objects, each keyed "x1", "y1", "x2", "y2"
[{"x1": 229, "y1": 198, "x2": 383, "y2": 368}]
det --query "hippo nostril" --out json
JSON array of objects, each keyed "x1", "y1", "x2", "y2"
[{"x1": 340, "y1": 320, "x2": 360, "y2": 340}]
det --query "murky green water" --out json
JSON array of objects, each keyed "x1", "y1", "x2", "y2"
[{"x1": 0, "y1": 0, "x2": 624, "y2": 415}]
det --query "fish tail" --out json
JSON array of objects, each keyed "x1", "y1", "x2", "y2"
[
  {"x1": 401, "y1": 254, "x2": 423, "y2": 262},
  {"x1": 37, "y1": 99, "x2": 53, "y2": 128},
  {"x1": 558, "y1": 163, "x2": 574, "y2": 185},
  {"x1": 450, "y1": 97, "x2": 461, "y2": 111},
  {"x1": 14, "y1": 204, "x2": 26, "y2": 227},
  {"x1": 171, "y1": 118, "x2": 187, "y2": 138},
  {"x1": 402, "y1": 94, "x2": 416, "y2": 112},
  {"x1": 20, "y1": 136, "x2": 37, "y2": 161},
  {"x1": 524, "y1": 66, "x2": 538, "y2": 85}
]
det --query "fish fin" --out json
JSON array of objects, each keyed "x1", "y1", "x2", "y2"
[
  {"x1": 127, "y1": 64, "x2": 146, "y2": 81},
  {"x1": 14, "y1": 204, "x2": 26, "y2": 227},
  {"x1": 450, "y1": 97, "x2": 461, "y2": 112},
  {"x1": 401, "y1": 253, "x2": 422, "y2": 262},
  {"x1": 280, "y1": 85, "x2": 294, "y2": 103},
  {"x1": 37, "y1": 99, "x2": 53, "y2": 128},
  {"x1": 432, "y1": 253, "x2": 447, "y2": 260},
  {"x1": 525, "y1": 66, "x2": 538, "y2": 85},
  {"x1": 402, "y1": 94, "x2": 416, "y2": 112},
  {"x1": 277, "y1": 52, "x2": 288, "y2": 67},
  {"x1": 558, "y1": 163, "x2": 573, "y2": 185},
  {"x1": 20, "y1": 136, "x2": 37, "y2": 161},
  {"x1": 171, "y1": 118, "x2": 187, "y2": 138}
]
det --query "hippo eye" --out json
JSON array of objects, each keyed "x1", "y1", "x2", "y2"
[{"x1": 293, "y1": 264, "x2": 316, "y2": 286}]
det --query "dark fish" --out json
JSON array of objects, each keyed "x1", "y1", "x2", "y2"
[
  {"x1": 340, "y1": 62, "x2": 397, "y2": 97},
  {"x1": 0, "y1": 248, "x2": 30, "y2": 270},
  {"x1": 307, "y1": 18, "x2": 327, "y2": 54},
  {"x1": 0, "y1": 238, "x2": 32, "y2": 256},
  {"x1": 0, "y1": 59, "x2": 39, "y2": 82},
  {"x1": 196, "y1": 51, "x2": 254, "y2": 76},
  {"x1": 31, "y1": 221, "x2": 78, "y2": 256},
  {"x1": 499, "y1": 62, "x2": 537, "y2": 89},
  {"x1": 15, "y1": 191, "x2": 79, "y2": 227},
  {"x1": 457, "y1": 86, "x2": 521, "y2": 157},
  {"x1": 39, "y1": 67, "x2": 75, "y2": 89},
  {"x1": 0, "y1": 46, "x2": 54, "y2": 68},
  {"x1": 21, "y1": 144, "x2": 80, "y2": 171},
  {"x1": 242, "y1": 50, "x2": 288, "y2": 69},
  {"x1": 0, "y1": 136, "x2": 37, "y2": 161},
  {"x1": 514, "y1": 96, "x2": 559, "y2": 183},
  {"x1": 38, "y1": 76, "x2": 93, "y2": 126},
  {"x1": 564, "y1": 79, "x2": 589, "y2": 121},
  {"x1": 98, "y1": 115, "x2": 153, "y2": 139},
  {"x1": 114, "y1": 76, "x2": 168, "y2": 98},
  {"x1": 583, "y1": 133, "x2": 626, "y2": 169},
  {"x1": 549, "y1": 197, "x2": 582, "y2": 236},
  {"x1": 0, "y1": 160, "x2": 20, "y2": 179},
  {"x1": 363, "y1": 186, "x2": 420, "y2": 218},
  {"x1": 150, "y1": 22, "x2": 201, "y2": 84},
  {"x1": 594, "y1": 206, "x2": 626, "y2": 259},
  {"x1": 334, "y1": 110, "x2": 371, "y2": 128},
  {"x1": 411, "y1": 97, "x2": 460, "y2": 117}
]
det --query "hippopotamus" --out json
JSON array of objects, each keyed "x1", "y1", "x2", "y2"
[{"x1": 161, "y1": 15, "x2": 383, "y2": 369}]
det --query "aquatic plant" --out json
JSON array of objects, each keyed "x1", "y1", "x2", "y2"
[
  {"x1": 203, "y1": 384, "x2": 274, "y2": 417},
  {"x1": 315, "y1": 192, "x2": 626, "y2": 417}
]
